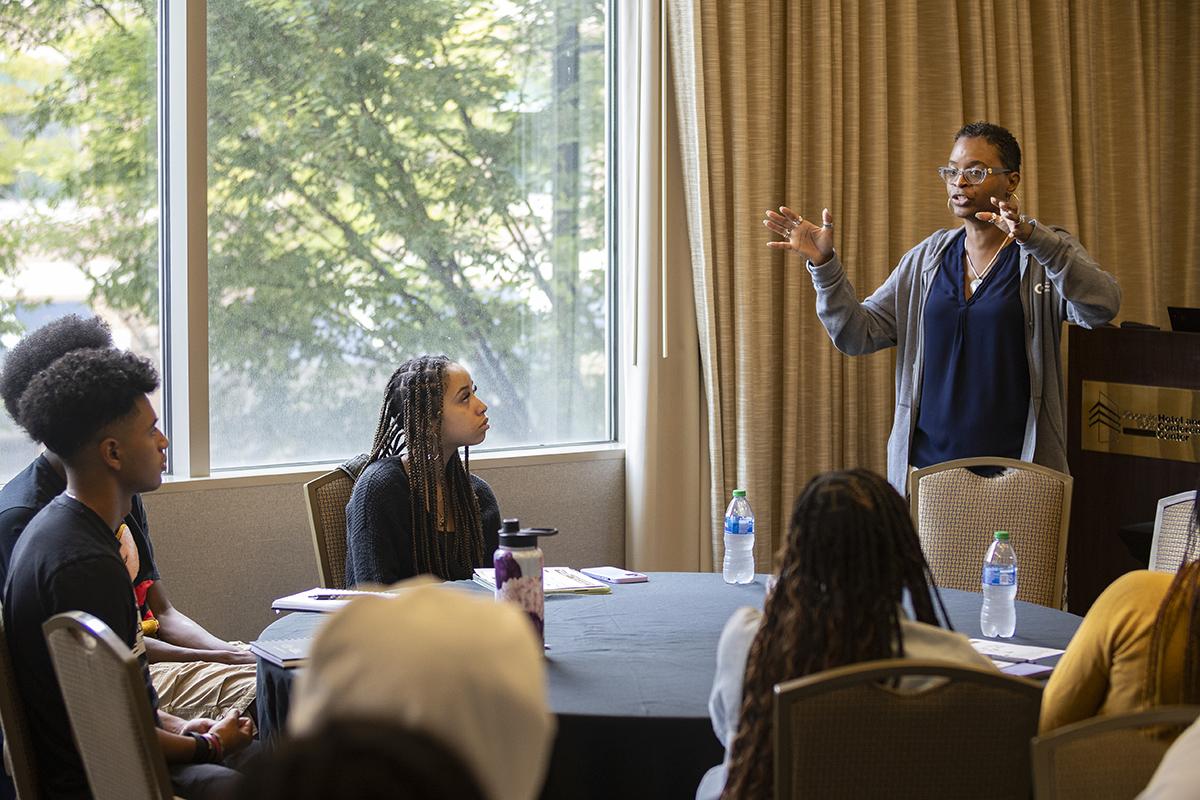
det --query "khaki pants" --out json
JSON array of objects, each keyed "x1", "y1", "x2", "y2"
[{"x1": 150, "y1": 660, "x2": 257, "y2": 720}]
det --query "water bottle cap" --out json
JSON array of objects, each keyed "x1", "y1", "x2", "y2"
[
  {"x1": 497, "y1": 518, "x2": 558, "y2": 548},
  {"x1": 994, "y1": 531, "x2": 1010, "y2": 541},
  {"x1": 732, "y1": 489, "x2": 747, "y2": 497}
]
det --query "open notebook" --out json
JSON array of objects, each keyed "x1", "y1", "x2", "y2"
[
  {"x1": 271, "y1": 586, "x2": 408, "y2": 613},
  {"x1": 472, "y1": 567, "x2": 611, "y2": 595}
]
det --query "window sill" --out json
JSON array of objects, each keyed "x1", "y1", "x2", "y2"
[{"x1": 152, "y1": 442, "x2": 625, "y2": 494}]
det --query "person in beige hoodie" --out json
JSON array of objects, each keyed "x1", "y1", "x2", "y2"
[{"x1": 285, "y1": 582, "x2": 555, "y2": 800}]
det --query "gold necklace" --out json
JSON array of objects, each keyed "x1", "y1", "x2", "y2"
[{"x1": 965, "y1": 238, "x2": 1011, "y2": 294}]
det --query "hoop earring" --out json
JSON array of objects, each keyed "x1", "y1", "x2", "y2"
[
  {"x1": 947, "y1": 197, "x2": 953, "y2": 213},
  {"x1": 1008, "y1": 191, "x2": 1020, "y2": 206}
]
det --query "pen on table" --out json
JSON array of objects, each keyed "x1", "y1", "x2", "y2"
[{"x1": 560, "y1": 570, "x2": 590, "y2": 586}]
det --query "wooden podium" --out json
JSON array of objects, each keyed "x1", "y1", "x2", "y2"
[{"x1": 1066, "y1": 325, "x2": 1200, "y2": 613}]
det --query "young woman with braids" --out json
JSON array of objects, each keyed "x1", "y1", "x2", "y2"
[
  {"x1": 1040, "y1": 472, "x2": 1200, "y2": 733},
  {"x1": 695, "y1": 469, "x2": 993, "y2": 800},
  {"x1": 343, "y1": 355, "x2": 501, "y2": 586}
]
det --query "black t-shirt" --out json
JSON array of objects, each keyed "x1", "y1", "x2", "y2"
[
  {"x1": 2, "y1": 495, "x2": 159, "y2": 800},
  {"x1": 344, "y1": 457, "x2": 501, "y2": 587},
  {"x1": 0, "y1": 455, "x2": 159, "y2": 595}
]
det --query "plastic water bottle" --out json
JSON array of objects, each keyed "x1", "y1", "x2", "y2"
[
  {"x1": 980, "y1": 530, "x2": 1018, "y2": 638},
  {"x1": 723, "y1": 489, "x2": 755, "y2": 585}
]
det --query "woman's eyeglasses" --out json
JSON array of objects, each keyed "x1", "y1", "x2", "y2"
[{"x1": 937, "y1": 165, "x2": 1013, "y2": 185}]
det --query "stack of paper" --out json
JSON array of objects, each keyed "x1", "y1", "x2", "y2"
[
  {"x1": 970, "y1": 639, "x2": 1065, "y2": 678},
  {"x1": 472, "y1": 567, "x2": 611, "y2": 595}
]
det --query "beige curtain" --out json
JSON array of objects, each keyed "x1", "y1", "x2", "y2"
[
  {"x1": 621, "y1": 0, "x2": 711, "y2": 572},
  {"x1": 669, "y1": 0, "x2": 1200, "y2": 570}
]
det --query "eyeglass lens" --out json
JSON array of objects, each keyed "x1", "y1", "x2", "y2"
[{"x1": 938, "y1": 166, "x2": 989, "y2": 184}]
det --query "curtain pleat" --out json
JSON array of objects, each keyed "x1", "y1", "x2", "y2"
[{"x1": 621, "y1": 0, "x2": 709, "y2": 572}]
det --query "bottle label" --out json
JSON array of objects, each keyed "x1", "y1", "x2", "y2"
[
  {"x1": 982, "y1": 565, "x2": 1017, "y2": 587},
  {"x1": 724, "y1": 516, "x2": 754, "y2": 535},
  {"x1": 494, "y1": 547, "x2": 545, "y2": 641}
]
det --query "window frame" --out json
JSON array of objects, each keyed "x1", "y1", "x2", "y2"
[{"x1": 157, "y1": 0, "x2": 621, "y2": 479}]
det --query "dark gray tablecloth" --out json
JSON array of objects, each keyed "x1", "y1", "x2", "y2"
[{"x1": 254, "y1": 572, "x2": 1081, "y2": 798}]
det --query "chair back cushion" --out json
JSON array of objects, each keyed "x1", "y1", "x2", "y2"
[
  {"x1": 1150, "y1": 492, "x2": 1197, "y2": 574},
  {"x1": 43, "y1": 612, "x2": 173, "y2": 800},
  {"x1": 913, "y1": 459, "x2": 1071, "y2": 607},
  {"x1": 1032, "y1": 704, "x2": 1200, "y2": 800},
  {"x1": 775, "y1": 659, "x2": 1041, "y2": 800},
  {"x1": 304, "y1": 467, "x2": 358, "y2": 588},
  {"x1": 0, "y1": 602, "x2": 39, "y2": 798}
]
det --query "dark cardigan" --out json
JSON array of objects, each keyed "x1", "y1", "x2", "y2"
[{"x1": 343, "y1": 456, "x2": 500, "y2": 587}]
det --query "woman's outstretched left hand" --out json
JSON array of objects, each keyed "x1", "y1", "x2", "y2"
[{"x1": 978, "y1": 196, "x2": 1033, "y2": 243}]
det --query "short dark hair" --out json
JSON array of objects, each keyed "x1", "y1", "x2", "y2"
[
  {"x1": 0, "y1": 314, "x2": 114, "y2": 429},
  {"x1": 17, "y1": 348, "x2": 158, "y2": 460},
  {"x1": 955, "y1": 121, "x2": 1022, "y2": 173}
]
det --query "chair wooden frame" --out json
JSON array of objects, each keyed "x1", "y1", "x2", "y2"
[
  {"x1": 1148, "y1": 490, "x2": 1197, "y2": 574},
  {"x1": 774, "y1": 658, "x2": 1043, "y2": 800},
  {"x1": 0, "y1": 601, "x2": 39, "y2": 799},
  {"x1": 303, "y1": 467, "x2": 357, "y2": 588},
  {"x1": 43, "y1": 611, "x2": 175, "y2": 800},
  {"x1": 908, "y1": 456, "x2": 1073, "y2": 609},
  {"x1": 1031, "y1": 704, "x2": 1200, "y2": 800}
]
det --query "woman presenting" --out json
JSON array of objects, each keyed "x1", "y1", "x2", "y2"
[{"x1": 764, "y1": 122, "x2": 1121, "y2": 491}]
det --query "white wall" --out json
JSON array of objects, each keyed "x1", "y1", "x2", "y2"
[{"x1": 140, "y1": 451, "x2": 626, "y2": 641}]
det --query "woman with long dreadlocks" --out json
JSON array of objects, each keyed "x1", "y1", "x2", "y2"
[
  {"x1": 343, "y1": 355, "x2": 501, "y2": 586},
  {"x1": 695, "y1": 469, "x2": 993, "y2": 800},
  {"x1": 1040, "y1": 472, "x2": 1200, "y2": 733}
]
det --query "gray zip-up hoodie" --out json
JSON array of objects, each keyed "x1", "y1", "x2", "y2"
[{"x1": 806, "y1": 222, "x2": 1122, "y2": 493}]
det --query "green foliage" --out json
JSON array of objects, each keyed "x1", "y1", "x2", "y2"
[{"x1": 0, "y1": 0, "x2": 609, "y2": 462}]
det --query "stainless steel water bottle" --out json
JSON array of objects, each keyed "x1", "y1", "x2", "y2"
[{"x1": 493, "y1": 518, "x2": 558, "y2": 642}]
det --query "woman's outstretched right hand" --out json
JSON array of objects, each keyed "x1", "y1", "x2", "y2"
[{"x1": 764, "y1": 206, "x2": 835, "y2": 265}]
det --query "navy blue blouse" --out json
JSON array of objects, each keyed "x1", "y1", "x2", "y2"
[{"x1": 909, "y1": 233, "x2": 1030, "y2": 469}]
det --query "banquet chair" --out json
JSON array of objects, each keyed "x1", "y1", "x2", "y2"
[
  {"x1": 773, "y1": 659, "x2": 1042, "y2": 800},
  {"x1": 303, "y1": 455, "x2": 366, "y2": 588},
  {"x1": 42, "y1": 611, "x2": 180, "y2": 800},
  {"x1": 0, "y1": 602, "x2": 39, "y2": 799},
  {"x1": 1031, "y1": 704, "x2": 1200, "y2": 800},
  {"x1": 909, "y1": 457, "x2": 1072, "y2": 608},
  {"x1": 1148, "y1": 490, "x2": 1197, "y2": 574}
]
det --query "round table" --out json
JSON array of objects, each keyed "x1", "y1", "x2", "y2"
[{"x1": 254, "y1": 572, "x2": 1080, "y2": 799}]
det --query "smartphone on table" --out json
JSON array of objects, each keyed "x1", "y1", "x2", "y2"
[{"x1": 581, "y1": 566, "x2": 649, "y2": 584}]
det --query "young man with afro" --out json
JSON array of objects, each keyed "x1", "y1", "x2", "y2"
[
  {"x1": 0, "y1": 315, "x2": 255, "y2": 725},
  {"x1": 3, "y1": 346, "x2": 256, "y2": 799}
]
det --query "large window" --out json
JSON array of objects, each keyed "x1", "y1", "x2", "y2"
[
  {"x1": 0, "y1": 3, "x2": 161, "y2": 479},
  {"x1": 0, "y1": 1, "x2": 612, "y2": 480}
]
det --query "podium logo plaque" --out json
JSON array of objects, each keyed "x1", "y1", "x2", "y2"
[{"x1": 1082, "y1": 381, "x2": 1200, "y2": 463}]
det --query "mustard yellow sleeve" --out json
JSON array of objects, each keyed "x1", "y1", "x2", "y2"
[{"x1": 1039, "y1": 580, "x2": 1123, "y2": 733}]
